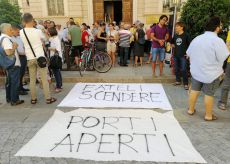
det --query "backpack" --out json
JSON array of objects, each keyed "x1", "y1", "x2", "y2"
[
  {"x1": 0, "y1": 37, "x2": 16, "y2": 69},
  {"x1": 49, "y1": 51, "x2": 62, "y2": 69}
]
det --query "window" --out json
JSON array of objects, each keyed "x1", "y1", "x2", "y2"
[{"x1": 47, "y1": 0, "x2": 64, "y2": 16}]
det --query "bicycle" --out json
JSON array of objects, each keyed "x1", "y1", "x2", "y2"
[{"x1": 79, "y1": 41, "x2": 112, "y2": 76}]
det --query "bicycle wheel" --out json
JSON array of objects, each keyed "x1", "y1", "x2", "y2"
[
  {"x1": 93, "y1": 51, "x2": 112, "y2": 73},
  {"x1": 79, "y1": 53, "x2": 87, "y2": 77}
]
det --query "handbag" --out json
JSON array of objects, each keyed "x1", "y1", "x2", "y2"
[
  {"x1": 23, "y1": 29, "x2": 47, "y2": 68},
  {"x1": 0, "y1": 37, "x2": 16, "y2": 70},
  {"x1": 49, "y1": 51, "x2": 62, "y2": 69}
]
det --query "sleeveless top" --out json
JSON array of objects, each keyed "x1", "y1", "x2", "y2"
[{"x1": 97, "y1": 31, "x2": 107, "y2": 42}]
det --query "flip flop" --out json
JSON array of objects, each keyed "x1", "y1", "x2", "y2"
[
  {"x1": 46, "y1": 97, "x2": 57, "y2": 104},
  {"x1": 204, "y1": 114, "x2": 218, "y2": 121}
]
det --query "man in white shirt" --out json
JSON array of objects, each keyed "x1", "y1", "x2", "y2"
[
  {"x1": 187, "y1": 17, "x2": 229, "y2": 121},
  {"x1": 0, "y1": 23, "x2": 24, "y2": 106},
  {"x1": 20, "y1": 13, "x2": 56, "y2": 104},
  {"x1": 11, "y1": 25, "x2": 29, "y2": 95}
]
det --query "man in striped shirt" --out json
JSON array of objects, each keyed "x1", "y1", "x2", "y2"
[{"x1": 118, "y1": 24, "x2": 132, "y2": 66}]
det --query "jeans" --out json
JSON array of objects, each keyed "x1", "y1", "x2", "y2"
[
  {"x1": 151, "y1": 48, "x2": 165, "y2": 62},
  {"x1": 5, "y1": 66, "x2": 20, "y2": 102},
  {"x1": 174, "y1": 56, "x2": 188, "y2": 85},
  {"x1": 220, "y1": 63, "x2": 230, "y2": 104},
  {"x1": 52, "y1": 68, "x2": 62, "y2": 89},
  {"x1": 19, "y1": 55, "x2": 27, "y2": 90},
  {"x1": 120, "y1": 47, "x2": 129, "y2": 65}
]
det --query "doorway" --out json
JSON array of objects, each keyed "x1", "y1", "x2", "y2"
[{"x1": 104, "y1": 0, "x2": 122, "y2": 24}]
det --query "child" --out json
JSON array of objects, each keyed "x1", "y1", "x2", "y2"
[
  {"x1": 171, "y1": 22, "x2": 191, "y2": 90},
  {"x1": 48, "y1": 27, "x2": 63, "y2": 93}
]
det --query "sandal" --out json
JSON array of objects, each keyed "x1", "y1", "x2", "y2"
[
  {"x1": 31, "y1": 99, "x2": 37, "y2": 104},
  {"x1": 46, "y1": 97, "x2": 57, "y2": 104},
  {"x1": 204, "y1": 114, "x2": 218, "y2": 121}
]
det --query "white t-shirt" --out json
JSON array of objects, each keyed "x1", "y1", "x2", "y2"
[
  {"x1": 187, "y1": 31, "x2": 229, "y2": 83},
  {"x1": 20, "y1": 28, "x2": 46, "y2": 60},
  {"x1": 0, "y1": 34, "x2": 20, "y2": 66},
  {"x1": 49, "y1": 36, "x2": 62, "y2": 59}
]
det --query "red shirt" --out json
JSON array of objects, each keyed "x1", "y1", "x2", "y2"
[{"x1": 81, "y1": 30, "x2": 89, "y2": 47}]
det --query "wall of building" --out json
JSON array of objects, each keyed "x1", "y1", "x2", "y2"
[{"x1": 17, "y1": 0, "x2": 175, "y2": 28}]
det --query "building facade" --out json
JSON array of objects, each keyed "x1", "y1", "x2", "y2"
[{"x1": 14, "y1": 0, "x2": 186, "y2": 27}]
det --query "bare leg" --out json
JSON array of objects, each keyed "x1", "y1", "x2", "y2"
[
  {"x1": 151, "y1": 62, "x2": 156, "y2": 76},
  {"x1": 159, "y1": 61, "x2": 164, "y2": 76},
  {"x1": 204, "y1": 95, "x2": 215, "y2": 120},
  {"x1": 188, "y1": 90, "x2": 200, "y2": 114},
  {"x1": 75, "y1": 56, "x2": 79, "y2": 65},
  {"x1": 111, "y1": 52, "x2": 115, "y2": 67},
  {"x1": 140, "y1": 57, "x2": 143, "y2": 66},
  {"x1": 134, "y1": 56, "x2": 138, "y2": 66}
]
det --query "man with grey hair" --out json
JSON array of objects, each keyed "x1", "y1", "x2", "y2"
[{"x1": 0, "y1": 23, "x2": 24, "y2": 105}]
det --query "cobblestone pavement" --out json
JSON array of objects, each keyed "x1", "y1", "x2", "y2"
[{"x1": 0, "y1": 83, "x2": 230, "y2": 164}]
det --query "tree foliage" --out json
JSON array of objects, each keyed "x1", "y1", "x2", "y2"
[
  {"x1": 0, "y1": 0, "x2": 21, "y2": 25},
  {"x1": 180, "y1": 0, "x2": 230, "y2": 39}
]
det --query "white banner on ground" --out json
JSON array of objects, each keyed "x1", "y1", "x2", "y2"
[
  {"x1": 15, "y1": 109, "x2": 206, "y2": 163},
  {"x1": 58, "y1": 83, "x2": 173, "y2": 110}
]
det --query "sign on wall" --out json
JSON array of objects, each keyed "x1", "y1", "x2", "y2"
[
  {"x1": 58, "y1": 83, "x2": 173, "y2": 110},
  {"x1": 15, "y1": 109, "x2": 206, "y2": 163}
]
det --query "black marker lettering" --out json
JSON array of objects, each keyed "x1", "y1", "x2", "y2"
[
  {"x1": 50, "y1": 134, "x2": 73, "y2": 152},
  {"x1": 102, "y1": 117, "x2": 119, "y2": 129},
  {"x1": 67, "y1": 116, "x2": 83, "y2": 129},
  {"x1": 118, "y1": 134, "x2": 138, "y2": 154},
  {"x1": 82, "y1": 116, "x2": 100, "y2": 128},
  {"x1": 98, "y1": 134, "x2": 114, "y2": 153},
  {"x1": 76, "y1": 133, "x2": 97, "y2": 152}
]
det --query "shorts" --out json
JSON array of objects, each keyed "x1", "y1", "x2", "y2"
[
  {"x1": 151, "y1": 48, "x2": 165, "y2": 62},
  {"x1": 191, "y1": 76, "x2": 221, "y2": 96},
  {"x1": 71, "y1": 45, "x2": 83, "y2": 57},
  {"x1": 107, "y1": 42, "x2": 116, "y2": 53}
]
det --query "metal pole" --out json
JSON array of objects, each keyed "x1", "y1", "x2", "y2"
[
  {"x1": 172, "y1": 5, "x2": 177, "y2": 38},
  {"x1": 170, "y1": 5, "x2": 177, "y2": 67}
]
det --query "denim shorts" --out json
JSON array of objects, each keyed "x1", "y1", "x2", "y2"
[
  {"x1": 151, "y1": 48, "x2": 165, "y2": 62},
  {"x1": 191, "y1": 77, "x2": 221, "y2": 96}
]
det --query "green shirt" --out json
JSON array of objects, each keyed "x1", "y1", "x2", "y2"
[{"x1": 68, "y1": 25, "x2": 82, "y2": 46}]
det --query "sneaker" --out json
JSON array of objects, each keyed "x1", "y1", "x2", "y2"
[
  {"x1": 217, "y1": 101, "x2": 227, "y2": 110},
  {"x1": 11, "y1": 100, "x2": 24, "y2": 106}
]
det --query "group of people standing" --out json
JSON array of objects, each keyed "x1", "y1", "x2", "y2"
[
  {"x1": 1, "y1": 12, "x2": 230, "y2": 123},
  {"x1": 0, "y1": 13, "x2": 65, "y2": 105},
  {"x1": 66, "y1": 19, "x2": 147, "y2": 68}
]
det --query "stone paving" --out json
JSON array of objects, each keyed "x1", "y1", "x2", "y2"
[
  {"x1": 0, "y1": 64, "x2": 230, "y2": 164},
  {"x1": 0, "y1": 81, "x2": 230, "y2": 164}
]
